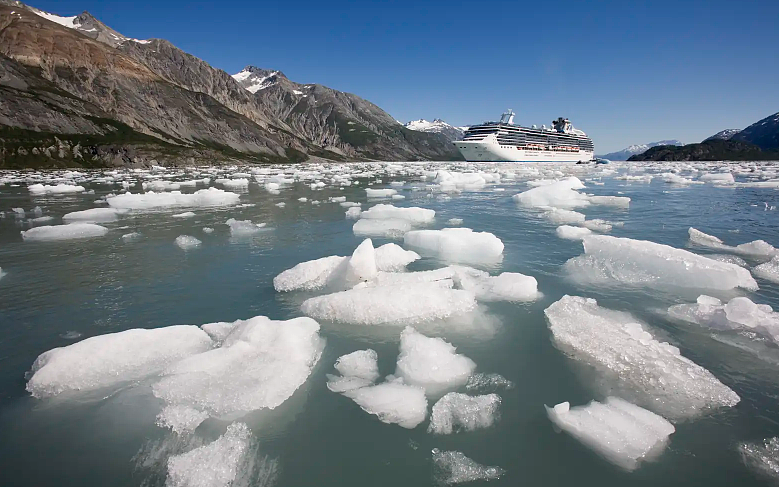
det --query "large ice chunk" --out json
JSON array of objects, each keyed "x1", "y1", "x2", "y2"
[
  {"x1": 428, "y1": 392, "x2": 501, "y2": 434},
  {"x1": 28, "y1": 183, "x2": 85, "y2": 195},
  {"x1": 273, "y1": 255, "x2": 347, "y2": 292},
  {"x1": 106, "y1": 188, "x2": 240, "y2": 209},
  {"x1": 365, "y1": 188, "x2": 397, "y2": 198},
  {"x1": 432, "y1": 450, "x2": 505, "y2": 484},
  {"x1": 542, "y1": 208, "x2": 585, "y2": 224},
  {"x1": 352, "y1": 218, "x2": 412, "y2": 238},
  {"x1": 359, "y1": 204, "x2": 435, "y2": 224},
  {"x1": 26, "y1": 326, "x2": 213, "y2": 397},
  {"x1": 688, "y1": 227, "x2": 777, "y2": 258},
  {"x1": 62, "y1": 207, "x2": 125, "y2": 223},
  {"x1": 545, "y1": 295, "x2": 740, "y2": 419},
  {"x1": 374, "y1": 243, "x2": 420, "y2": 271},
  {"x1": 556, "y1": 225, "x2": 592, "y2": 241},
  {"x1": 513, "y1": 177, "x2": 588, "y2": 209},
  {"x1": 564, "y1": 235, "x2": 758, "y2": 291},
  {"x1": 21, "y1": 223, "x2": 109, "y2": 241},
  {"x1": 395, "y1": 327, "x2": 476, "y2": 395},
  {"x1": 343, "y1": 379, "x2": 428, "y2": 428},
  {"x1": 545, "y1": 397, "x2": 675, "y2": 471},
  {"x1": 175, "y1": 235, "x2": 201, "y2": 250},
  {"x1": 456, "y1": 271, "x2": 540, "y2": 302},
  {"x1": 301, "y1": 283, "x2": 476, "y2": 326},
  {"x1": 152, "y1": 316, "x2": 324, "y2": 419},
  {"x1": 404, "y1": 228, "x2": 504, "y2": 265}
]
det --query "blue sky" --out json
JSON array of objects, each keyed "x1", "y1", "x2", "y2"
[{"x1": 31, "y1": 0, "x2": 779, "y2": 153}]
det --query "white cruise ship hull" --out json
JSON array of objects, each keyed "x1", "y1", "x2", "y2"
[{"x1": 456, "y1": 140, "x2": 594, "y2": 163}]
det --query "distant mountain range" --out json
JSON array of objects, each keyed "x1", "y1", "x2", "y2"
[
  {"x1": 0, "y1": 1, "x2": 460, "y2": 168},
  {"x1": 630, "y1": 111, "x2": 779, "y2": 161},
  {"x1": 598, "y1": 140, "x2": 683, "y2": 161},
  {"x1": 403, "y1": 119, "x2": 466, "y2": 141}
]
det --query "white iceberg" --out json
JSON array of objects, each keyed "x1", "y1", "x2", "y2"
[
  {"x1": 225, "y1": 218, "x2": 266, "y2": 236},
  {"x1": 21, "y1": 223, "x2": 108, "y2": 241},
  {"x1": 175, "y1": 235, "x2": 201, "y2": 250},
  {"x1": 669, "y1": 295, "x2": 779, "y2": 342},
  {"x1": 545, "y1": 397, "x2": 675, "y2": 471},
  {"x1": 107, "y1": 188, "x2": 240, "y2": 210},
  {"x1": 62, "y1": 208, "x2": 125, "y2": 223},
  {"x1": 404, "y1": 228, "x2": 504, "y2": 265},
  {"x1": 343, "y1": 379, "x2": 427, "y2": 429},
  {"x1": 395, "y1": 327, "x2": 476, "y2": 395},
  {"x1": 26, "y1": 325, "x2": 213, "y2": 397},
  {"x1": 28, "y1": 183, "x2": 85, "y2": 195},
  {"x1": 564, "y1": 235, "x2": 758, "y2": 291},
  {"x1": 326, "y1": 349, "x2": 380, "y2": 393},
  {"x1": 545, "y1": 295, "x2": 740, "y2": 419},
  {"x1": 556, "y1": 225, "x2": 592, "y2": 240}
]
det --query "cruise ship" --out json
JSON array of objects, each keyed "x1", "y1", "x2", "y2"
[{"x1": 455, "y1": 110, "x2": 595, "y2": 163}]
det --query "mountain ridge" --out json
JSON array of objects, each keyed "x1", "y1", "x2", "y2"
[
  {"x1": 598, "y1": 140, "x2": 683, "y2": 161},
  {"x1": 0, "y1": 1, "x2": 460, "y2": 167}
]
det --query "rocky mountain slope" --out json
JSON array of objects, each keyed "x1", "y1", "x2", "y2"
[
  {"x1": 404, "y1": 119, "x2": 465, "y2": 141},
  {"x1": 0, "y1": 1, "x2": 459, "y2": 167},
  {"x1": 598, "y1": 140, "x2": 682, "y2": 161},
  {"x1": 731, "y1": 112, "x2": 779, "y2": 150},
  {"x1": 704, "y1": 129, "x2": 741, "y2": 141},
  {"x1": 628, "y1": 139, "x2": 779, "y2": 161}
]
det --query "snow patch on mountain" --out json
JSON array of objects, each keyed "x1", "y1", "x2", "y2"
[
  {"x1": 404, "y1": 119, "x2": 465, "y2": 141},
  {"x1": 704, "y1": 129, "x2": 741, "y2": 142},
  {"x1": 232, "y1": 66, "x2": 281, "y2": 93}
]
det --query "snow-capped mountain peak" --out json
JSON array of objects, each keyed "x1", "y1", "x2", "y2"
[
  {"x1": 21, "y1": 4, "x2": 146, "y2": 47},
  {"x1": 598, "y1": 140, "x2": 682, "y2": 160},
  {"x1": 404, "y1": 118, "x2": 465, "y2": 141},
  {"x1": 232, "y1": 66, "x2": 283, "y2": 93},
  {"x1": 704, "y1": 129, "x2": 742, "y2": 142}
]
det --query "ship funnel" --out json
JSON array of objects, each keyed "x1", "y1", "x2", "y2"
[{"x1": 500, "y1": 109, "x2": 515, "y2": 125}]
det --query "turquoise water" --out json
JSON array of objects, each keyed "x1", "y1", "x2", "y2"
[{"x1": 1, "y1": 162, "x2": 779, "y2": 486}]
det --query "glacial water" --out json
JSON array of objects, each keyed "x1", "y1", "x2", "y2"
[{"x1": 1, "y1": 161, "x2": 779, "y2": 487}]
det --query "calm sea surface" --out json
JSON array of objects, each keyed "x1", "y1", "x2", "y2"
[{"x1": 1, "y1": 161, "x2": 779, "y2": 486}]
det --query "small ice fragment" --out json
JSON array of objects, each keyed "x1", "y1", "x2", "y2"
[
  {"x1": 28, "y1": 183, "x2": 85, "y2": 195},
  {"x1": 353, "y1": 218, "x2": 411, "y2": 238},
  {"x1": 545, "y1": 397, "x2": 675, "y2": 471},
  {"x1": 225, "y1": 218, "x2": 266, "y2": 236},
  {"x1": 345, "y1": 207, "x2": 362, "y2": 219},
  {"x1": 447, "y1": 218, "x2": 463, "y2": 226},
  {"x1": 121, "y1": 232, "x2": 143, "y2": 242},
  {"x1": 359, "y1": 204, "x2": 435, "y2": 225},
  {"x1": 172, "y1": 211, "x2": 196, "y2": 219},
  {"x1": 542, "y1": 208, "x2": 585, "y2": 224},
  {"x1": 395, "y1": 327, "x2": 476, "y2": 396},
  {"x1": 21, "y1": 223, "x2": 108, "y2": 241},
  {"x1": 365, "y1": 188, "x2": 397, "y2": 198},
  {"x1": 739, "y1": 437, "x2": 779, "y2": 482},
  {"x1": 556, "y1": 225, "x2": 592, "y2": 240},
  {"x1": 464, "y1": 373, "x2": 514, "y2": 393},
  {"x1": 275, "y1": 202, "x2": 286, "y2": 207},
  {"x1": 432, "y1": 449, "x2": 504, "y2": 484},
  {"x1": 202, "y1": 227, "x2": 214, "y2": 234},
  {"x1": 343, "y1": 379, "x2": 428, "y2": 428},
  {"x1": 428, "y1": 393, "x2": 501, "y2": 434},
  {"x1": 156, "y1": 405, "x2": 209, "y2": 434},
  {"x1": 582, "y1": 219, "x2": 613, "y2": 233},
  {"x1": 326, "y1": 349, "x2": 380, "y2": 393},
  {"x1": 175, "y1": 235, "x2": 201, "y2": 250},
  {"x1": 107, "y1": 188, "x2": 240, "y2": 210},
  {"x1": 754, "y1": 256, "x2": 779, "y2": 284}
]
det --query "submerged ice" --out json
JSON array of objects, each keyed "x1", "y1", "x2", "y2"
[{"x1": 545, "y1": 295, "x2": 740, "y2": 420}]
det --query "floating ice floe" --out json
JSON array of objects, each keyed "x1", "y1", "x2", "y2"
[
  {"x1": 514, "y1": 176, "x2": 630, "y2": 210},
  {"x1": 404, "y1": 228, "x2": 504, "y2": 265},
  {"x1": 121, "y1": 232, "x2": 142, "y2": 242},
  {"x1": 353, "y1": 218, "x2": 412, "y2": 238},
  {"x1": 225, "y1": 218, "x2": 266, "y2": 236},
  {"x1": 152, "y1": 316, "x2": 324, "y2": 429},
  {"x1": 565, "y1": 235, "x2": 758, "y2": 291},
  {"x1": 365, "y1": 188, "x2": 397, "y2": 198},
  {"x1": 542, "y1": 208, "x2": 585, "y2": 224},
  {"x1": 156, "y1": 405, "x2": 209, "y2": 434},
  {"x1": 216, "y1": 178, "x2": 250, "y2": 190},
  {"x1": 456, "y1": 271, "x2": 540, "y2": 302},
  {"x1": 352, "y1": 203, "x2": 435, "y2": 238},
  {"x1": 106, "y1": 188, "x2": 241, "y2": 210},
  {"x1": 545, "y1": 295, "x2": 740, "y2": 419},
  {"x1": 556, "y1": 225, "x2": 592, "y2": 240},
  {"x1": 700, "y1": 172, "x2": 735, "y2": 184},
  {"x1": 21, "y1": 223, "x2": 109, "y2": 241},
  {"x1": 166, "y1": 422, "x2": 277, "y2": 487},
  {"x1": 395, "y1": 327, "x2": 476, "y2": 396},
  {"x1": 754, "y1": 256, "x2": 779, "y2": 284},
  {"x1": 172, "y1": 211, "x2": 196, "y2": 219},
  {"x1": 447, "y1": 218, "x2": 463, "y2": 226},
  {"x1": 301, "y1": 282, "x2": 477, "y2": 326},
  {"x1": 273, "y1": 240, "x2": 419, "y2": 292},
  {"x1": 432, "y1": 449, "x2": 505, "y2": 484},
  {"x1": 26, "y1": 326, "x2": 213, "y2": 397},
  {"x1": 62, "y1": 207, "x2": 125, "y2": 223},
  {"x1": 343, "y1": 378, "x2": 428, "y2": 428},
  {"x1": 428, "y1": 392, "x2": 501, "y2": 434},
  {"x1": 546, "y1": 397, "x2": 675, "y2": 471},
  {"x1": 464, "y1": 373, "x2": 514, "y2": 394},
  {"x1": 175, "y1": 235, "x2": 201, "y2": 250},
  {"x1": 739, "y1": 437, "x2": 779, "y2": 482},
  {"x1": 669, "y1": 295, "x2": 779, "y2": 342},
  {"x1": 326, "y1": 349, "x2": 380, "y2": 393},
  {"x1": 143, "y1": 180, "x2": 181, "y2": 191},
  {"x1": 688, "y1": 228, "x2": 776, "y2": 258},
  {"x1": 28, "y1": 183, "x2": 85, "y2": 195}
]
